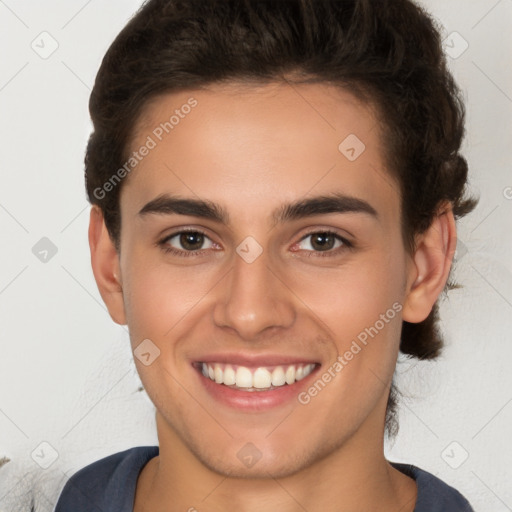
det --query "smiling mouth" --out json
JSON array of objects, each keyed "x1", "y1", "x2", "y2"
[{"x1": 197, "y1": 362, "x2": 318, "y2": 391}]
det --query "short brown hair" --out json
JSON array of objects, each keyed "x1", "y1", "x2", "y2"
[{"x1": 85, "y1": 0, "x2": 477, "y2": 436}]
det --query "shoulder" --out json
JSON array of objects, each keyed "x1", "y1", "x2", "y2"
[
  {"x1": 54, "y1": 445, "x2": 159, "y2": 512},
  {"x1": 391, "y1": 462, "x2": 475, "y2": 512}
]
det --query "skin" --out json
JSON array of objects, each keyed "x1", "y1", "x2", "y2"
[{"x1": 89, "y1": 82, "x2": 457, "y2": 512}]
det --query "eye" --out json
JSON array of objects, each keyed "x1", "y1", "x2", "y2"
[
  {"x1": 160, "y1": 230, "x2": 216, "y2": 256},
  {"x1": 292, "y1": 231, "x2": 352, "y2": 257},
  {"x1": 158, "y1": 229, "x2": 352, "y2": 258}
]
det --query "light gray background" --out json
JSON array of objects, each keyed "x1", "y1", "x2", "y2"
[{"x1": 0, "y1": 1, "x2": 511, "y2": 511}]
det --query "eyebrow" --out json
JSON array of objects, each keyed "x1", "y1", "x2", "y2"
[{"x1": 138, "y1": 192, "x2": 378, "y2": 225}]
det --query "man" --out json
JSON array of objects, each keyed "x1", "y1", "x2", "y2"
[{"x1": 55, "y1": 0, "x2": 476, "y2": 510}]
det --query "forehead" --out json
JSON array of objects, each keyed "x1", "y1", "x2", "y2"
[{"x1": 122, "y1": 81, "x2": 399, "y2": 224}]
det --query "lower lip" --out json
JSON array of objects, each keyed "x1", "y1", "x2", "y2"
[{"x1": 195, "y1": 365, "x2": 320, "y2": 411}]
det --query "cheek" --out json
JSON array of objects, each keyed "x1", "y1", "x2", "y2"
[
  {"x1": 287, "y1": 249, "x2": 407, "y2": 406},
  {"x1": 289, "y1": 251, "x2": 406, "y2": 337},
  {"x1": 123, "y1": 263, "x2": 211, "y2": 341}
]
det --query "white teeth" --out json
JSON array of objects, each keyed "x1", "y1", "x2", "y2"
[
  {"x1": 285, "y1": 366, "x2": 295, "y2": 385},
  {"x1": 214, "y1": 364, "x2": 223, "y2": 384},
  {"x1": 253, "y1": 368, "x2": 272, "y2": 388},
  {"x1": 271, "y1": 366, "x2": 286, "y2": 386},
  {"x1": 201, "y1": 362, "x2": 316, "y2": 390},
  {"x1": 235, "y1": 366, "x2": 253, "y2": 388},
  {"x1": 223, "y1": 364, "x2": 236, "y2": 385}
]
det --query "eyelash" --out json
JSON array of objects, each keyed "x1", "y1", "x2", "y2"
[
  {"x1": 159, "y1": 229, "x2": 214, "y2": 258},
  {"x1": 158, "y1": 228, "x2": 353, "y2": 259},
  {"x1": 296, "y1": 230, "x2": 353, "y2": 258}
]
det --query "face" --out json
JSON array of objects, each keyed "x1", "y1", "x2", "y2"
[{"x1": 113, "y1": 82, "x2": 414, "y2": 477}]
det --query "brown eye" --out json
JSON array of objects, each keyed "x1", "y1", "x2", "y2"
[
  {"x1": 162, "y1": 230, "x2": 214, "y2": 253},
  {"x1": 179, "y1": 232, "x2": 205, "y2": 250},
  {"x1": 309, "y1": 233, "x2": 337, "y2": 251},
  {"x1": 293, "y1": 231, "x2": 352, "y2": 258}
]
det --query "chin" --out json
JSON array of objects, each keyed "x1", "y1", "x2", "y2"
[{"x1": 190, "y1": 438, "x2": 332, "y2": 480}]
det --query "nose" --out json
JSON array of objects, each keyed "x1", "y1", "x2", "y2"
[{"x1": 212, "y1": 243, "x2": 296, "y2": 341}]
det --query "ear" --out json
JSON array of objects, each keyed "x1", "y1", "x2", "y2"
[
  {"x1": 402, "y1": 203, "x2": 457, "y2": 323},
  {"x1": 88, "y1": 205, "x2": 127, "y2": 325}
]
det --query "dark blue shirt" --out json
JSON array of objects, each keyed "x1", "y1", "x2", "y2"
[{"x1": 54, "y1": 446, "x2": 475, "y2": 511}]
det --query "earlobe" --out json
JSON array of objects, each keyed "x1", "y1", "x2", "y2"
[
  {"x1": 402, "y1": 203, "x2": 457, "y2": 323},
  {"x1": 88, "y1": 206, "x2": 127, "y2": 325}
]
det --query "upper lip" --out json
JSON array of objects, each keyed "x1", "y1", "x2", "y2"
[{"x1": 193, "y1": 353, "x2": 320, "y2": 368}]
